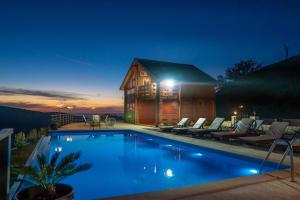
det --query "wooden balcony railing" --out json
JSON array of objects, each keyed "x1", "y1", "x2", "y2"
[
  {"x1": 160, "y1": 87, "x2": 179, "y2": 99},
  {"x1": 137, "y1": 84, "x2": 179, "y2": 99},
  {"x1": 138, "y1": 85, "x2": 156, "y2": 98}
]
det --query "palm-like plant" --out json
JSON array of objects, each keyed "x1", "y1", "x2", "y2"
[{"x1": 19, "y1": 151, "x2": 92, "y2": 198}]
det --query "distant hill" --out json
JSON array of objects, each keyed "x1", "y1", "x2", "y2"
[{"x1": 0, "y1": 106, "x2": 51, "y2": 133}]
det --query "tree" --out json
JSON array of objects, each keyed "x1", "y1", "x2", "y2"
[
  {"x1": 216, "y1": 75, "x2": 225, "y2": 88},
  {"x1": 225, "y1": 60, "x2": 261, "y2": 80}
]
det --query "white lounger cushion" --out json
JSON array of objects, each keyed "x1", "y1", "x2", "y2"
[
  {"x1": 266, "y1": 121, "x2": 289, "y2": 138},
  {"x1": 234, "y1": 118, "x2": 254, "y2": 134},
  {"x1": 192, "y1": 118, "x2": 206, "y2": 129},
  {"x1": 208, "y1": 118, "x2": 225, "y2": 130},
  {"x1": 241, "y1": 121, "x2": 289, "y2": 142},
  {"x1": 177, "y1": 118, "x2": 189, "y2": 126}
]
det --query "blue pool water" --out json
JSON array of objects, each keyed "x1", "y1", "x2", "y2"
[{"x1": 48, "y1": 130, "x2": 287, "y2": 199}]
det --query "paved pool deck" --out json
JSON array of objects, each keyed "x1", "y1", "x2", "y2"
[{"x1": 59, "y1": 122, "x2": 300, "y2": 200}]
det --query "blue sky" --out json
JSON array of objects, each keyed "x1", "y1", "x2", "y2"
[{"x1": 0, "y1": 0, "x2": 300, "y2": 112}]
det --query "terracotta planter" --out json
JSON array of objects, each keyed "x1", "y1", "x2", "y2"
[{"x1": 15, "y1": 184, "x2": 74, "y2": 200}]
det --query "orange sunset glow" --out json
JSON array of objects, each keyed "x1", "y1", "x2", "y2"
[{"x1": 0, "y1": 89, "x2": 123, "y2": 114}]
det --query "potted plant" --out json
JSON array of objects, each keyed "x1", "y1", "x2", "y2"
[{"x1": 15, "y1": 152, "x2": 92, "y2": 200}]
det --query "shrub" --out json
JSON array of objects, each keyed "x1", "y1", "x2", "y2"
[
  {"x1": 27, "y1": 129, "x2": 38, "y2": 142},
  {"x1": 38, "y1": 128, "x2": 48, "y2": 137},
  {"x1": 15, "y1": 132, "x2": 26, "y2": 149}
]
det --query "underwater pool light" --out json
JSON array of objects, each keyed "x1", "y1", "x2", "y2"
[
  {"x1": 195, "y1": 153, "x2": 203, "y2": 157},
  {"x1": 249, "y1": 169, "x2": 258, "y2": 174},
  {"x1": 165, "y1": 169, "x2": 174, "y2": 177},
  {"x1": 55, "y1": 146, "x2": 62, "y2": 152}
]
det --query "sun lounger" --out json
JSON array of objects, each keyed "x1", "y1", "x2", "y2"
[
  {"x1": 211, "y1": 118, "x2": 254, "y2": 139},
  {"x1": 240, "y1": 121, "x2": 289, "y2": 143},
  {"x1": 83, "y1": 115, "x2": 88, "y2": 124},
  {"x1": 173, "y1": 118, "x2": 206, "y2": 134},
  {"x1": 190, "y1": 117, "x2": 225, "y2": 136},
  {"x1": 249, "y1": 119, "x2": 264, "y2": 134},
  {"x1": 160, "y1": 118, "x2": 189, "y2": 132}
]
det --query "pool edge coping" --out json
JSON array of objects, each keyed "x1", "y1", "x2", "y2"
[{"x1": 47, "y1": 128, "x2": 300, "y2": 200}]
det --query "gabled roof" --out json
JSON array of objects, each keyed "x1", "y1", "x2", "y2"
[{"x1": 120, "y1": 58, "x2": 216, "y2": 90}]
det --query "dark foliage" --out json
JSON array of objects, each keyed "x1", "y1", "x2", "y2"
[{"x1": 225, "y1": 60, "x2": 261, "y2": 80}]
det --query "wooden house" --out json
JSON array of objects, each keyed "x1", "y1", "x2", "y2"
[{"x1": 120, "y1": 58, "x2": 217, "y2": 126}]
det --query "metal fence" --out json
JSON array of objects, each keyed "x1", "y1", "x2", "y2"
[{"x1": 50, "y1": 113, "x2": 73, "y2": 127}]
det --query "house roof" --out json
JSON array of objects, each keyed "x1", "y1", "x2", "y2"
[
  {"x1": 248, "y1": 54, "x2": 300, "y2": 78},
  {"x1": 120, "y1": 58, "x2": 216, "y2": 90}
]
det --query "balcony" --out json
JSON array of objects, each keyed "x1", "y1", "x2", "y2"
[
  {"x1": 138, "y1": 85, "x2": 156, "y2": 99},
  {"x1": 137, "y1": 84, "x2": 179, "y2": 100},
  {"x1": 160, "y1": 87, "x2": 179, "y2": 100}
]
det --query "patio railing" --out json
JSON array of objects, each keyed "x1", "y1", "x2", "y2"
[{"x1": 50, "y1": 113, "x2": 73, "y2": 127}]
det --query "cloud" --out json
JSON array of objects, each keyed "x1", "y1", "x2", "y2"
[
  {"x1": 0, "y1": 87, "x2": 86, "y2": 100},
  {"x1": 0, "y1": 102, "x2": 52, "y2": 109},
  {"x1": 0, "y1": 102, "x2": 123, "y2": 114}
]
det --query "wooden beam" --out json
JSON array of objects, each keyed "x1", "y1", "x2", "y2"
[
  {"x1": 134, "y1": 65, "x2": 139, "y2": 124},
  {"x1": 155, "y1": 82, "x2": 160, "y2": 127},
  {"x1": 178, "y1": 84, "x2": 182, "y2": 121},
  {"x1": 124, "y1": 90, "x2": 127, "y2": 122}
]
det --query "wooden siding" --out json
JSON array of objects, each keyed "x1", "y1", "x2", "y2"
[
  {"x1": 180, "y1": 97, "x2": 215, "y2": 124},
  {"x1": 122, "y1": 61, "x2": 216, "y2": 125},
  {"x1": 137, "y1": 99, "x2": 156, "y2": 124},
  {"x1": 160, "y1": 100, "x2": 179, "y2": 124}
]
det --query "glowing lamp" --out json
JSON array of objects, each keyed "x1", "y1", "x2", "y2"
[
  {"x1": 249, "y1": 169, "x2": 258, "y2": 174},
  {"x1": 55, "y1": 146, "x2": 62, "y2": 152},
  {"x1": 163, "y1": 79, "x2": 175, "y2": 88},
  {"x1": 66, "y1": 136, "x2": 72, "y2": 142},
  {"x1": 195, "y1": 153, "x2": 203, "y2": 157},
  {"x1": 165, "y1": 169, "x2": 174, "y2": 177}
]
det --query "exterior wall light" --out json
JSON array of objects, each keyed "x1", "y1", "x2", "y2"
[{"x1": 162, "y1": 79, "x2": 175, "y2": 88}]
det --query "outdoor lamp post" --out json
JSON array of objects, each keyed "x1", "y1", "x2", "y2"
[{"x1": 232, "y1": 111, "x2": 238, "y2": 128}]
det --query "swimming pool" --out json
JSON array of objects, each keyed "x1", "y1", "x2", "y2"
[{"x1": 45, "y1": 130, "x2": 286, "y2": 199}]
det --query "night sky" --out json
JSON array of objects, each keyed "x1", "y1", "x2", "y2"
[{"x1": 1, "y1": 0, "x2": 300, "y2": 113}]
